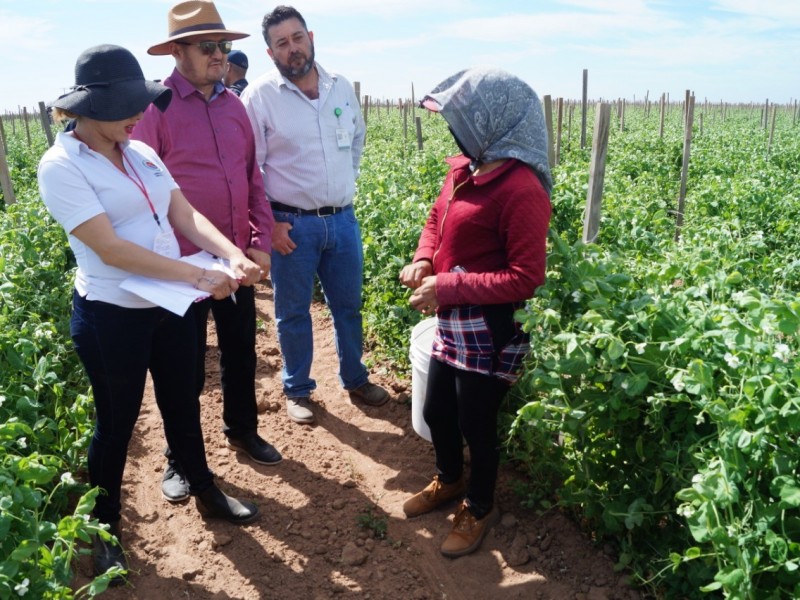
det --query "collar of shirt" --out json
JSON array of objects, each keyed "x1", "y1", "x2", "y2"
[
  {"x1": 61, "y1": 130, "x2": 132, "y2": 157},
  {"x1": 168, "y1": 67, "x2": 227, "y2": 102},
  {"x1": 446, "y1": 155, "x2": 519, "y2": 186},
  {"x1": 277, "y1": 62, "x2": 336, "y2": 104}
]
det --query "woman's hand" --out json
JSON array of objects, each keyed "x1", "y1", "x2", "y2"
[
  {"x1": 195, "y1": 269, "x2": 239, "y2": 301},
  {"x1": 399, "y1": 260, "x2": 432, "y2": 289},
  {"x1": 409, "y1": 275, "x2": 438, "y2": 315},
  {"x1": 246, "y1": 248, "x2": 271, "y2": 282},
  {"x1": 229, "y1": 252, "x2": 263, "y2": 286}
]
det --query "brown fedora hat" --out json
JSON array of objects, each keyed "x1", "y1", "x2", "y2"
[{"x1": 148, "y1": 0, "x2": 248, "y2": 56}]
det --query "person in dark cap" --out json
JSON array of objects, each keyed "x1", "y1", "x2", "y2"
[
  {"x1": 224, "y1": 49, "x2": 249, "y2": 96},
  {"x1": 133, "y1": 0, "x2": 281, "y2": 503},
  {"x1": 399, "y1": 67, "x2": 552, "y2": 558},
  {"x1": 38, "y1": 43, "x2": 263, "y2": 586}
]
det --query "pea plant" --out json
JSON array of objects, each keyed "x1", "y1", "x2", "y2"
[{"x1": 510, "y1": 107, "x2": 800, "y2": 599}]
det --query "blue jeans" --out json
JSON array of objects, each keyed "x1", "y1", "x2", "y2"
[
  {"x1": 71, "y1": 292, "x2": 214, "y2": 524},
  {"x1": 271, "y1": 205, "x2": 368, "y2": 397}
]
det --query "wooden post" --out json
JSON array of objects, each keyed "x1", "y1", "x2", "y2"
[
  {"x1": 582, "y1": 103, "x2": 611, "y2": 244},
  {"x1": 620, "y1": 98, "x2": 626, "y2": 131},
  {"x1": 0, "y1": 127, "x2": 17, "y2": 205},
  {"x1": 767, "y1": 105, "x2": 778, "y2": 154},
  {"x1": 363, "y1": 95, "x2": 369, "y2": 128},
  {"x1": 580, "y1": 69, "x2": 588, "y2": 149},
  {"x1": 23, "y1": 107, "x2": 32, "y2": 147},
  {"x1": 415, "y1": 116, "x2": 423, "y2": 151},
  {"x1": 675, "y1": 94, "x2": 695, "y2": 242},
  {"x1": 38, "y1": 102, "x2": 55, "y2": 147},
  {"x1": 555, "y1": 97, "x2": 564, "y2": 166},
  {"x1": 411, "y1": 83, "x2": 415, "y2": 110},
  {"x1": 659, "y1": 93, "x2": 666, "y2": 138},
  {"x1": 543, "y1": 95, "x2": 555, "y2": 168},
  {"x1": 403, "y1": 103, "x2": 408, "y2": 145},
  {"x1": 354, "y1": 82, "x2": 361, "y2": 106},
  {"x1": 0, "y1": 115, "x2": 6, "y2": 153},
  {"x1": 567, "y1": 103, "x2": 574, "y2": 149}
]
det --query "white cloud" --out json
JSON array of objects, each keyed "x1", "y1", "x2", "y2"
[
  {"x1": 711, "y1": 0, "x2": 800, "y2": 23},
  {"x1": 1, "y1": 11, "x2": 54, "y2": 51}
]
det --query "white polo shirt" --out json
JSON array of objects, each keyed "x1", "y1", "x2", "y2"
[{"x1": 38, "y1": 132, "x2": 179, "y2": 307}]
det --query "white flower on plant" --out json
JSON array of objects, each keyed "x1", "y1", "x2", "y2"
[
  {"x1": 635, "y1": 342, "x2": 646, "y2": 355},
  {"x1": 772, "y1": 343, "x2": 791, "y2": 363},
  {"x1": 0, "y1": 395, "x2": 4, "y2": 407},
  {"x1": 14, "y1": 578, "x2": 29, "y2": 596},
  {"x1": 760, "y1": 316, "x2": 777, "y2": 335},
  {"x1": 571, "y1": 290, "x2": 582, "y2": 303},
  {"x1": 17, "y1": 437, "x2": 27, "y2": 449},
  {"x1": 671, "y1": 373, "x2": 686, "y2": 392},
  {"x1": 60, "y1": 472, "x2": 76, "y2": 486},
  {"x1": 724, "y1": 353, "x2": 740, "y2": 369},
  {"x1": 621, "y1": 380, "x2": 629, "y2": 390}
]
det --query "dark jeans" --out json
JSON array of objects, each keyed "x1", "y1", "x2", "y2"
[
  {"x1": 191, "y1": 284, "x2": 257, "y2": 438},
  {"x1": 71, "y1": 291, "x2": 214, "y2": 524},
  {"x1": 422, "y1": 357, "x2": 510, "y2": 517}
]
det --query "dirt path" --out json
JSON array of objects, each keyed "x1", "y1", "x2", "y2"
[{"x1": 74, "y1": 283, "x2": 639, "y2": 600}]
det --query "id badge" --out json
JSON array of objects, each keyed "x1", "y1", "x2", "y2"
[
  {"x1": 153, "y1": 228, "x2": 180, "y2": 259},
  {"x1": 336, "y1": 128, "x2": 351, "y2": 149}
]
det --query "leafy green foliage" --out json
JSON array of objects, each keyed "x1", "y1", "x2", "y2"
[
  {"x1": 356, "y1": 109, "x2": 452, "y2": 368},
  {"x1": 510, "y1": 106, "x2": 800, "y2": 599},
  {"x1": 1, "y1": 116, "x2": 104, "y2": 598}
]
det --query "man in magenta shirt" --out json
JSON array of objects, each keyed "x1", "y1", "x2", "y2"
[{"x1": 133, "y1": 0, "x2": 281, "y2": 502}]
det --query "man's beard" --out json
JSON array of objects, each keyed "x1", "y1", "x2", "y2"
[{"x1": 275, "y1": 42, "x2": 315, "y2": 80}]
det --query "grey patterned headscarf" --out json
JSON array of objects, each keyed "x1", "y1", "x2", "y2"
[{"x1": 422, "y1": 67, "x2": 552, "y2": 194}]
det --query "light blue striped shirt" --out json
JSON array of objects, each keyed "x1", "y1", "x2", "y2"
[{"x1": 241, "y1": 63, "x2": 366, "y2": 210}]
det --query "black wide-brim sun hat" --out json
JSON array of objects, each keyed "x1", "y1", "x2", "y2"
[{"x1": 51, "y1": 44, "x2": 171, "y2": 121}]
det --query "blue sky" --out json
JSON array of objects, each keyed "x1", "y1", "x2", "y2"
[{"x1": 2, "y1": 0, "x2": 799, "y2": 113}]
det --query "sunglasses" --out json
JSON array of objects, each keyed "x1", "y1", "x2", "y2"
[{"x1": 176, "y1": 40, "x2": 233, "y2": 55}]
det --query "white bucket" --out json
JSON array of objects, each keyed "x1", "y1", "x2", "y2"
[{"x1": 409, "y1": 317, "x2": 437, "y2": 442}]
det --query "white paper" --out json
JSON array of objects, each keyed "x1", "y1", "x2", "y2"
[{"x1": 120, "y1": 251, "x2": 234, "y2": 316}]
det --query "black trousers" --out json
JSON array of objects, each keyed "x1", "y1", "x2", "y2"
[
  {"x1": 422, "y1": 357, "x2": 510, "y2": 517},
  {"x1": 191, "y1": 284, "x2": 258, "y2": 438},
  {"x1": 71, "y1": 292, "x2": 214, "y2": 523}
]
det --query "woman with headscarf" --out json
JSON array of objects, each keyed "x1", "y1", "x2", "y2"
[
  {"x1": 38, "y1": 44, "x2": 264, "y2": 584},
  {"x1": 399, "y1": 67, "x2": 552, "y2": 557}
]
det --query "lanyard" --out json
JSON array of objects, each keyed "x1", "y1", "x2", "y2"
[
  {"x1": 72, "y1": 131, "x2": 163, "y2": 230},
  {"x1": 121, "y1": 151, "x2": 163, "y2": 230}
]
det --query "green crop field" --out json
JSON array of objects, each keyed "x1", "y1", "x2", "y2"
[{"x1": 1, "y1": 101, "x2": 799, "y2": 599}]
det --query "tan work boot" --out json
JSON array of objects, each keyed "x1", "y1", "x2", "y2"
[
  {"x1": 402, "y1": 475, "x2": 466, "y2": 518},
  {"x1": 440, "y1": 501, "x2": 500, "y2": 558}
]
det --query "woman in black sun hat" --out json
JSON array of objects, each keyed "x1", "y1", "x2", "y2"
[{"x1": 38, "y1": 44, "x2": 263, "y2": 585}]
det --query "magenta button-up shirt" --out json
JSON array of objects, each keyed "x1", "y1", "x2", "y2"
[{"x1": 133, "y1": 68, "x2": 273, "y2": 256}]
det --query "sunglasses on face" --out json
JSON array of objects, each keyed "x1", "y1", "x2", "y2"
[{"x1": 176, "y1": 40, "x2": 233, "y2": 55}]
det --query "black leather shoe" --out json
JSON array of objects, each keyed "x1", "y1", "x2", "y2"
[
  {"x1": 161, "y1": 461, "x2": 190, "y2": 502},
  {"x1": 93, "y1": 521, "x2": 127, "y2": 586},
  {"x1": 195, "y1": 484, "x2": 260, "y2": 525},
  {"x1": 226, "y1": 433, "x2": 282, "y2": 465}
]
